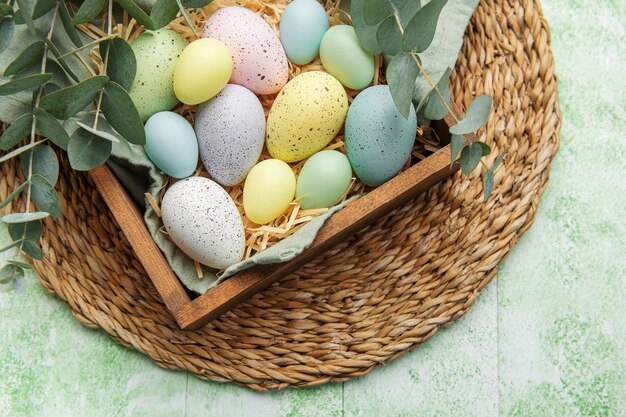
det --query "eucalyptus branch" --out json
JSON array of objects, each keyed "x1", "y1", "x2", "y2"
[
  {"x1": 56, "y1": 34, "x2": 119, "y2": 59},
  {"x1": 92, "y1": 0, "x2": 113, "y2": 130}
]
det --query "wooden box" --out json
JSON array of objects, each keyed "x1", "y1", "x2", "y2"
[{"x1": 89, "y1": 111, "x2": 464, "y2": 330}]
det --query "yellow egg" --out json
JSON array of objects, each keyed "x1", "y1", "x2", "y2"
[
  {"x1": 173, "y1": 38, "x2": 233, "y2": 105},
  {"x1": 266, "y1": 71, "x2": 348, "y2": 163},
  {"x1": 243, "y1": 159, "x2": 296, "y2": 224}
]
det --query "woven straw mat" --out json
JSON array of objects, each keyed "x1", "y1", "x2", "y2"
[{"x1": 0, "y1": 0, "x2": 560, "y2": 390}]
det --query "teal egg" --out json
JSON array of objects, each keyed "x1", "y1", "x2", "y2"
[
  {"x1": 296, "y1": 150, "x2": 352, "y2": 209},
  {"x1": 320, "y1": 25, "x2": 375, "y2": 90},
  {"x1": 144, "y1": 111, "x2": 198, "y2": 179},
  {"x1": 345, "y1": 85, "x2": 417, "y2": 186},
  {"x1": 279, "y1": 0, "x2": 329, "y2": 65}
]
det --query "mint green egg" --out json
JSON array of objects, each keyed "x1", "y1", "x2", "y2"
[
  {"x1": 279, "y1": 0, "x2": 329, "y2": 65},
  {"x1": 320, "y1": 25, "x2": 375, "y2": 90},
  {"x1": 144, "y1": 111, "x2": 198, "y2": 179},
  {"x1": 296, "y1": 150, "x2": 352, "y2": 209},
  {"x1": 129, "y1": 29, "x2": 188, "y2": 122}
]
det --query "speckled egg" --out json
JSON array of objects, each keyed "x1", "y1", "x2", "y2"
[
  {"x1": 243, "y1": 159, "x2": 296, "y2": 224},
  {"x1": 345, "y1": 85, "x2": 417, "y2": 186},
  {"x1": 144, "y1": 111, "x2": 198, "y2": 179},
  {"x1": 195, "y1": 84, "x2": 265, "y2": 186},
  {"x1": 296, "y1": 150, "x2": 352, "y2": 209},
  {"x1": 320, "y1": 25, "x2": 375, "y2": 90},
  {"x1": 173, "y1": 38, "x2": 233, "y2": 105},
  {"x1": 129, "y1": 29, "x2": 188, "y2": 122},
  {"x1": 161, "y1": 176, "x2": 244, "y2": 270},
  {"x1": 266, "y1": 71, "x2": 348, "y2": 163},
  {"x1": 202, "y1": 6, "x2": 289, "y2": 95},
  {"x1": 279, "y1": 0, "x2": 329, "y2": 65}
]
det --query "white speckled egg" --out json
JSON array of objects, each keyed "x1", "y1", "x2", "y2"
[
  {"x1": 195, "y1": 85, "x2": 265, "y2": 186},
  {"x1": 161, "y1": 177, "x2": 244, "y2": 270},
  {"x1": 202, "y1": 6, "x2": 289, "y2": 95}
]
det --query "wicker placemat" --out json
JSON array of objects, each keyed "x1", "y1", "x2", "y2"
[{"x1": 0, "y1": 0, "x2": 560, "y2": 390}]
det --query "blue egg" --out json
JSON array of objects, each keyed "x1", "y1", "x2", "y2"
[
  {"x1": 345, "y1": 85, "x2": 417, "y2": 187},
  {"x1": 279, "y1": 0, "x2": 329, "y2": 65},
  {"x1": 144, "y1": 111, "x2": 199, "y2": 179}
]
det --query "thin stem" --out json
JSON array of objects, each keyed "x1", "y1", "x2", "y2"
[
  {"x1": 56, "y1": 34, "x2": 119, "y2": 59},
  {"x1": 92, "y1": 0, "x2": 113, "y2": 130}
]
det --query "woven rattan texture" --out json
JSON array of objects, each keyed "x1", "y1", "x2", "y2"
[{"x1": 0, "y1": 0, "x2": 560, "y2": 390}]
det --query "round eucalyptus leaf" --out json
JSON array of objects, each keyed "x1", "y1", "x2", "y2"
[
  {"x1": 449, "y1": 94, "x2": 493, "y2": 135},
  {"x1": 29, "y1": 174, "x2": 62, "y2": 218},
  {"x1": 73, "y1": 0, "x2": 107, "y2": 24},
  {"x1": 20, "y1": 144, "x2": 59, "y2": 186},
  {"x1": 99, "y1": 38, "x2": 136, "y2": 91},
  {"x1": 8, "y1": 219, "x2": 42, "y2": 243},
  {"x1": 376, "y1": 14, "x2": 402, "y2": 56},
  {"x1": 0, "y1": 112, "x2": 33, "y2": 151},
  {"x1": 39, "y1": 75, "x2": 109, "y2": 119},
  {"x1": 67, "y1": 127, "x2": 113, "y2": 171},
  {"x1": 59, "y1": 0, "x2": 83, "y2": 47},
  {"x1": 34, "y1": 107, "x2": 70, "y2": 150},
  {"x1": 101, "y1": 81, "x2": 145, "y2": 145},
  {"x1": 363, "y1": 0, "x2": 392, "y2": 26},
  {"x1": 459, "y1": 141, "x2": 482, "y2": 174},
  {"x1": 350, "y1": 0, "x2": 382, "y2": 55},
  {"x1": 450, "y1": 134, "x2": 463, "y2": 167},
  {"x1": 22, "y1": 239, "x2": 43, "y2": 259},
  {"x1": 0, "y1": 18, "x2": 15, "y2": 55},
  {"x1": 116, "y1": 0, "x2": 156, "y2": 30},
  {"x1": 402, "y1": 0, "x2": 448, "y2": 53},
  {"x1": 483, "y1": 169, "x2": 494, "y2": 201},
  {"x1": 3, "y1": 40, "x2": 45, "y2": 77},
  {"x1": 0, "y1": 211, "x2": 50, "y2": 223},
  {"x1": 386, "y1": 52, "x2": 419, "y2": 119},
  {"x1": 150, "y1": 0, "x2": 179, "y2": 29},
  {"x1": 0, "y1": 73, "x2": 53, "y2": 95}
]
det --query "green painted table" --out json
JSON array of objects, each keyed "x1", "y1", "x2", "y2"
[{"x1": 1, "y1": 0, "x2": 624, "y2": 415}]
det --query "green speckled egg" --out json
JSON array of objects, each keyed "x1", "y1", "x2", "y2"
[
  {"x1": 266, "y1": 71, "x2": 348, "y2": 163},
  {"x1": 296, "y1": 150, "x2": 352, "y2": 209},
  {"x1": 320, "y1": 25, "x2": 375, "y2": 90},
  {"x1": 129, "y1": 29, "x2": 188, "y2": 122}
]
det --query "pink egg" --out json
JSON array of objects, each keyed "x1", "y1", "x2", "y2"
[{"x1": 203, "y1": 7, "x2": 289, "y2": 95}]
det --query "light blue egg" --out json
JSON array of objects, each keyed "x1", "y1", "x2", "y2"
[
  {"x1": 279, "y1": 0, "x2": 329, "y2": 65},
  {"x1": 144, "y1": 111, "x2": 199, "y2": 179},
  {"x1": 345, "y1": 85, "x2": 417, "y2": 187}
]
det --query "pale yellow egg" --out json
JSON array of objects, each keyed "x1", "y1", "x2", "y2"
[
  {"x1": 173, "y1": 38, "x2": 233, "y2": 105},
  {"x1": 243, "y1": 159, "x2": 296, "y2": 224}
]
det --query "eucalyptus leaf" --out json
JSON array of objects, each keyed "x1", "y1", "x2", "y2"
[
  {"x1": 493, "y1": 149, "x2": 505, "y2": 169},
  {"x1": 21, "y1": 144, "x2": 59, "y2": 185},
  {"x1": 449, "y1": 94, "x2": 493, "y2": 135},
  {"x1": 175, "y1": 0, "x2": 196, "y2": 36},
  {"x1": 420, "y1": 66, "x2": 452, "y2": 120},
  {"x1": 8, "y1": 218, "x2": 42, "y2": 242},
  {"x1": 483, "y1": 169, "x2": 494, "y2": 201},
  {"x1": 363, "y1": 0, "x2": 392, "y2": 25},
  {"x1": 101, "y1": 81, "x2": 145, "y2": 145},
  {"x1": 76, "y1": 120, "x2": 120, "y2": 142},
  {"x1": 397, "y1": 0, "x2": 422, "y2": 27},
  {"x1": 386, "y1": 52, "x2": 419, "y2": 119},
  {"x1": 117, "y1": 0, "x2": 155, "y2": 30},
  {"x1": 0, "y1": 72, "x2": 53, "y2": 95},
  {"x1": 0, "y1": 18, "x2": 15, "y2": 55},
  {"x1": 459, "y1": 141, "x2": 482, "y2": 174},
  {"x1": 376, "y1": 14, "x2": 402, "y2": 56},
  {"x1": 0, "y1": 181, "x2": 30, "y2": 209},
  {"x1": 0, "y1": 4, "x2": 14, "y2": 16},
  {"x1": 39, "y1": 75, "x2": 108, "y2": 119},
  {"x1": 450, "y1": 134, "x2": 463, "y2": 167},
  {"x1": 0, "y1": 112, "x2": 33, "y2": 150},
  {"x1": 7, "y1": 260, "x2": 33, "y2": 269},
  {"x1": 181, "y1": 0, "x2": 212, "y2": 7},
  {"x1": 0, "y1": 211, "x2": 49, "y2": 223},
  {"x1": 150, "y1": 0, "x2": 178, "y2": 29},
  {"x1": 0, "y1": 264, "x2": 23, "y2": 284},
  {"x1": 0, "y1": 238, "x2": 24, "y2": 254},
  {"x1": 3, "y1": 40, "x2": 45, "y2": 76},
  {"x1": 46, "y1": 39, "x2": 80, "y2": 82},
  {"x1": 403, "y1": 0, "x2": 448, "y2": 53},
  {"x1": 99, "y1": 38, "x2": 136, "y2": 91},
  {"x1": 73, "y1": 0, "x2": 106, "y2": 24},
  {"x1": 22, "y1": 239, "x2": 42, "y2": 259},
  {"x1": 59, "y1": 0, "x2": 83, "y2": 47},
  {"x1": 476, "y1": 141, "x2": 491, "y2": 156},
  {"x1": 32, "y1": 0, "x2": 56, "y2": 19},
  {"x1": 349, "y1": 0, "x2": 382, "y2": 55},
  {"x1": 34, "y1": 107, "x2": 70, "y2": 149},
  {"x1": 67, "y1": 127, "x2": 113, "y2": 170},
  {"x1": 15, "y1": 0, "x2": 36, "y2": 36},
  {"x1": 29, "y1": 174, "x2": 61, "y2": 217},
  {"x1": 0, "y1": 139, "x2": 46, "y2": 163}
]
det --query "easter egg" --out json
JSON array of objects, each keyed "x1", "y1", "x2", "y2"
[
  {"x1": 345, "y1": 85, "x2": 417, "y2": 186},
  {"x1": 161, "y1": 177, "x2": 244, "y2": 270},
  {"x1": 266, "y1": 71, "x2": 348, "y2": 163},
  {"x1": 202, "y1": 6, "x2": 289, "y2": 95},
  {"x1": 173, "y1": 38, "x2": 233, "y2": 105},
  {"x1": 195, "y1": 84, "x2": 265, "y2": 186},
  {"x1": 144, "y1": 111, "x2": 198, "y2": 179},
  {"x1": 279, "y1": 0, "x2": 329, "y2": 65},
  {"x1": 243, "y1": 159, "x2": 296, "y2": 224},
  {"x1": 320, "y1": 25, "x2": 375, "y2": 90},
  {"x1": 129, "y1": 29, "x2": 188, "y2": 122},
  {"x1": 296, "y1": 150, "x2": 352, "y2": 209}
]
